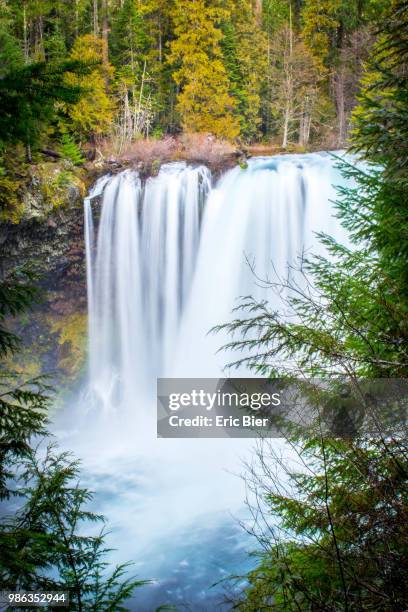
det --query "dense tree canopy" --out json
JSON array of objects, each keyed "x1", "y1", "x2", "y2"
[
  {"x1": 0, "y1": 0, "x2": 389, "y2": 149},
  {"x1": 217, "y1": 1, "x2": 408, "y2": 609}
]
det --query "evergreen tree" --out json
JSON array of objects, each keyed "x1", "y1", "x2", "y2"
[
  {"x1": 137, "y1": 0, "x2": 175, "y2": 133},
  {"x1": 0, "y1": 268, "x2": 149, "y2": 609},
  {"x1": 0, "y1": 268, "x2": 46, "y2": 502},
  {"x1": 221, "y1": 0, "x2": 267, "y2": 141},
  {"x1": 168, "y1": 0, "x2": 240, "y2": 139},
  {"x1": 301, "y1": 0, "x2": 343, "y2": 67},
  {"x1": 218, "y1": 1, "x2": 408, "y2": 608},
  {"x1": 59, "y1": 132, "x2": 85, "y2": 165},
  {"x1": 110, "y1": 0, "x2": 149, "y2": 68},
  {"x1": 0, "y1": 30, "x2": 83, "y2": 154},
  {"x1": 65, "y1": 34, "x2": 114, "y2": 141},
  {"x1": 350, "y1": 0, "x2": 408, "y2": 294},
  {"x1": 1, "y1": 0, "x2": 388, "y2": 145},
  {"x1": 110, "y1": 0, "x2": 154, "y2": 142},
  {"x1": 233, "y1": 436, "x2": 408, "y2": 611}
]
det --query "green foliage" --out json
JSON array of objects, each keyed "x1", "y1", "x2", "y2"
[
  {"x1": 65, "y1": 34, "x2": 114, "y2": 140},
  {"x1": 59, "y1": 132, "x2": 85, "y2": 165},
  {"x1": 235, "y1": 437, "x2": 408, "y2": 611},
  {"x1": 221, "y1": 0, "x2": 267, "y2": 141},
  {"x1": 0, "y1": 268, "x2": 149, "y2": 608},
  {"x1": 0, "y1": 23, "x2": 24, "y2": 78},
  {"x1": 0, "y1": 18, "x2": 88, "y2": 221},
  {"x1": 0, "y1": 0, "x2": 389, "y2": 147},
  {"x1": 350, "y1": 0, "x2": 408, "y2": 293},
  {"x1": 45, "y1": 30, "x2": 68, "y2": 65},
  {"x1": 0, "y1": 163, "x2": 23, "y2": 223},
  {"x1": 0, "y1": 267, "x2": 41, "y2": 359},
  {"x1": 110, "y1": 0, "x2": 149, "y2": 67},
  {"x1": 0, "y1": 267, "x2": 46, "y2": 500},
  {"x1": 110, "y1": 0, "x2": 155, "y2": 143},
  {"x1": 1, "y1": 445, "x2": 149, "y2": 609},
  {"x1": 218, "y1": 1, "x2": 408, "y2": 379},
  {"x1": 262, "y1": 0, "x2": 292, "y2": 34},
  {"x1": 301, "y1": 0, "x2": 343, "y2": 66},
  {"x1": 217, "y1": 1, "x2": 408, "y2": 609},
  {"x1": 0, "y1": 59, "x2": 84, "y2": 151},
  {"x1": 168, "y1": 0, "x2": 240, "y2": 140}
]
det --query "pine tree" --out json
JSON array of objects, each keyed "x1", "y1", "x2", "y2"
[
  {"x1": 65, "y1": 34, "x2": 114, "y2": 141},
  {"x1": 110, "y1": 0, "x2": 154, "y2": 142},
  {"x1": 233, "y1": 436, "x2": 408, "y2": 611},
  {"x1": 0, "y1": 268, "x2": 47, "y2": 502},
  {"x1": 137, "y1": 0, "x2": 175, "y2": 133},
  {"x1": 221, "y1": 0, "x2": 267, "y2": 142},
  {"x1": 0, "y1": 268, "x2": 150, "y2": 608},
  {"x1": 59, "y1": 132, "x2": 85, "y2": 165},
  {"x1": 168, "y1": 0, "x2": 240, "y2": 140},
  {"x1": 110, "y1": 0, "x2": 149, "y2": 68},
  {"x1": 350, "y1": 0, "x2": 408, "y2": 294},
  {"x1": 301, "y1": 0, "x2": 343, "y2": 67},
  {"x1": 217, "y1": 2, "x2": 408, "y2": 608},
  {"x1": 0, "y1": 2, "x2": 93, "y2": 154}
]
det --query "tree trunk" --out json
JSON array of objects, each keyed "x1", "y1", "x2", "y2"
[
  {"x1": 282, "y1": 10, "x2": 293, "y2": 149},
  {"x1": 282, "y1": 101, "x2": 290, "y2": 148},
  {"x1": 335, "y1": 70, "x2": 346, "y2": 145},
  {"x1": 102, "y1": 0, "x2": 109, "y2": 65},
  {"x1": 26, "y1": 132, "x2": 32, "y2": 163},
  {"x1": 93, "y1": 0, "x2": 99, "y2": 37},
  {"x1": 298, "y1": 112, "x2": 304, "y2": 146},
  {"x1": 23, "y1": 4, "x2": 29, "y2": 62},
  {"x1": 254, "y1": 0, "x2": 263, "y2": 25},
  {"x1": 75, "y1": 0, "x2": 79, "y2": 37},
  {"x1": 298, "y1": 95, "x2": 312, "y2": 148}
]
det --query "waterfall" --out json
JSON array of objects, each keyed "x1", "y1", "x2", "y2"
[
  {"x1": 84, "y1": 153, "x2": 347, "y2": 414},
  {"x1": 84, "y1": 163, "x2": 211, "y2": 413},
  {"x1": 79, "y1": 152, "x2": 352, "y2": 609}
]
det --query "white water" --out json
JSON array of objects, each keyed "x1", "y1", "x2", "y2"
[
  {"x1": 85, "y1": 164, "x2": 211, "y2": 414},
  {"x1": 85, "y1": 153, "x2": 347, "y2": 395},
  {"x1": 78, "y1": 153, "x2": 349, "y2": 608}
]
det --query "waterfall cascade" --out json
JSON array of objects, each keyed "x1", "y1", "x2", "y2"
[
  {"x1": 79, "y1": 152, "x2": 351, "y2": 610},
  {"x1": 84, "y1": 153, "x2": 347, "y2": 414}
]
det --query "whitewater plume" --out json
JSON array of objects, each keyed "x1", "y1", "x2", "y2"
[
  {"x1": 84, "y1": 163, "x2": 211, "y2": 413},
  {"x1": 84, "y1": 153, "x2": 347, "y2": 413},
  {"x1": 68, "y1": 153, "x2": 352, "y2": 609}
]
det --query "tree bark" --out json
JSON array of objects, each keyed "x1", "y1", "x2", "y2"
[
  {"x1": 102, "y1": 0, "x2": 109, "y2": 65},
  {"x1": 254, "y1": 0, "x2": 263, "y2": 25},
  {"x1": 75, "y1": 0, "x2": 79, "y2": 37},
  {"x1": 282, "y1": 101, "x2": 290, "y2": 148},
  {"x1": 23, "y1": 4, "x2": 29, "y2": 62},
  {"x1": 282, "y1": 10, "x2": 293, "y2": 149},
  {"x1": 335, "y1": 70, "x2": 346, "y2": 145},
  {"x1": 93, "y1": 0, "x2": 99, "y2": 37}
]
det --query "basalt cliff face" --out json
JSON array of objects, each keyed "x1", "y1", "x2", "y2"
[{"x1": 1, "y1": 162, "x2": 91, "y2": 385}]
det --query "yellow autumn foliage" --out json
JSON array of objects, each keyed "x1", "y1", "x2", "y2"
[
  {"x1": 49, "y1": 312, "x2": 88, "y2": 378},
  {"x1": 65, "y1": 35, "x2": 114, "y2": 139},
  {"x1": 168, "y1": 0, "x2": 240, "y2": 140}
]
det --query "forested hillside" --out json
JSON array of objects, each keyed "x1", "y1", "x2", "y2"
[
  {"x1": 1, "y1": 0, "x2": 387, "y2": 149},
  {"x1": 0, "y1": 0, "x2": 389, "y2": 224}
]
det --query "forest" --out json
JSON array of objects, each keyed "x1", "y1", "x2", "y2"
[
  {"x1": 0, "y1": 0, "x2": 391, "y2": 222},
  {"x1": 1, "y1": 0, "x2": 408, "y2": 610},
  {"x1": 1, "y1": 0, "x2": 390, "y2": 145}
]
